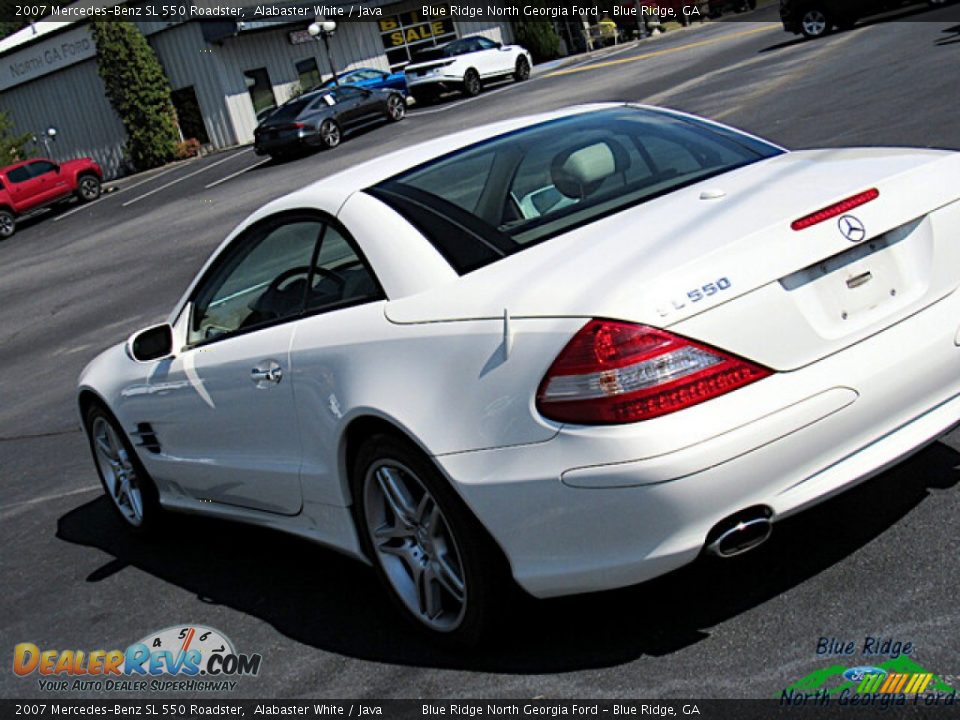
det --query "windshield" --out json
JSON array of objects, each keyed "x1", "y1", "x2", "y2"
[{"x1": 367, "y1": 106, "x2": 783, "y2": 274}]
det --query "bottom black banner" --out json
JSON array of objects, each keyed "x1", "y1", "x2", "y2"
[{"x1": 3, "y1": 699, "x2": 958, "y2": 720}]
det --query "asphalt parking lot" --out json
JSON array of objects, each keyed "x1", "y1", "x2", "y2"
[{"x1": 3, "y1": 4, "x2": 960, "y2": 699}]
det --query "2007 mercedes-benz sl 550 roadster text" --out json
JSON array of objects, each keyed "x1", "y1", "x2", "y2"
[{"x1": 78, "y1": 104, "x2": 960, "y2": 643}]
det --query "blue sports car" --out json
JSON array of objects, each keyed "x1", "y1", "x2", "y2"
[{"x1": 317, "y1": 67, "x2": 408, "y2": 95}]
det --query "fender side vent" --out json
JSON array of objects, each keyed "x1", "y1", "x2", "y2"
[{"x1": 132, "y1": 423, "x2": 161, "y2": 454}]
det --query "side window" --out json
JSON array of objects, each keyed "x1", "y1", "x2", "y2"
[
  {"x1": 476, "y1": 38, "x2": 497, "y2": 50},
  {"x1": 335, "y1": 87, "x2": 362, "y2": 101},
  {"x1": 28, "y1": 161, "x2": 57, "y2": 177},
  {"x1": 446, "y1": 40, "x2": 469, "y2": 56},
  {"x1": 6, "y1": 167, "x2": 30, "y2": 184},
  {"x1": 306, "y1": 225, "x2": 381, "y2": 313},
  {"x1": 189, "y1": 218, "x2": 323, "y2": 345}
]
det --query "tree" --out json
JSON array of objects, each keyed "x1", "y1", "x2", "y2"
[
  {"x1": 90, "y1": 21, "x2": 179, "y2": 171},
  {"x1": 0, "y1": 111, "x2": 34, "y2": 163},
  {"x1": 512, "y1": 20, "x2": 561, "y2": 64}
]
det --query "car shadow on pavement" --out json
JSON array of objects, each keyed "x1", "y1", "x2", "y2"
[
  {"x1": 57, "y1": 440, "x2": 960, "y2": 673},
  {"x1": 936, "y1": 24, "x2": 960, "y2": 46}
]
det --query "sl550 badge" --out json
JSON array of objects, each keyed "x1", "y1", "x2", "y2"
[{"x1": 657, "y1": 277, "x2": 732, "y2": 318}]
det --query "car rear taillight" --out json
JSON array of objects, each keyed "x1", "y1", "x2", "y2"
[
  {"x1": 536, "y1": 320, "x2": 771, "y2": 425},
  {"x1": 791, "y1": 188, "x2": 879, "y2": 231}
]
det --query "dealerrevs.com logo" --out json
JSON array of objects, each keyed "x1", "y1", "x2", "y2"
[{"x1": 13, "y1": 625, "x2": 262, "y2": 692}]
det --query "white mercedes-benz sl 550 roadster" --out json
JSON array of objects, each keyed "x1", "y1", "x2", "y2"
[{"x1": 78, "y1": 104, "x2": 960, "y2": 642}]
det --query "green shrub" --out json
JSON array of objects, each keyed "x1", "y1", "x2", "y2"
[
  {"x1": 90, "y1": 21, "x2": 179, "y2": 171},
  {"x1": 0, "y1": 111, "x2": 34, "y2": 163},
  {"x1": 512, "y1": 20, "x2": 561, "y2": 63}
]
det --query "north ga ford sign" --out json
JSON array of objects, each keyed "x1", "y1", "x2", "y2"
[{"x1": 2, "y1": 25, "x2": 97, "y2": 92}]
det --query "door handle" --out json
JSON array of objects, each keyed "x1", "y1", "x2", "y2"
[{"x1": 251, "y1": 361, "x2": 283, "y2": 386}]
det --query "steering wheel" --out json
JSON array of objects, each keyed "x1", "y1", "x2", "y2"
[
  {"x1": 311, "y1": 265, "x2": 348, "y2": 289},
  {"x1": 249, "y1": 266, "x2": 314, "y2": 318}
]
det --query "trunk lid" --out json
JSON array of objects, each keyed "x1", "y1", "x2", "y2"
[{"x1": 384, "y1": 148, "x2": 960, "y2": 370}]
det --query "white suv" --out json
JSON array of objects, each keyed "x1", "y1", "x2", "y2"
[{"x1": 404, "y1": 36, "x2": 532, "y2": 104}]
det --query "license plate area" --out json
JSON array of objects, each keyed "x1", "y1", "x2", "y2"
[{"x1": 778, "y1": 217, "x2": 932, "y2": 339}]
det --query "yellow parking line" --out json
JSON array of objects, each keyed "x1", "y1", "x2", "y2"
[{"x1": 546, "y1": 25, "x2": 779, "y2": 77}]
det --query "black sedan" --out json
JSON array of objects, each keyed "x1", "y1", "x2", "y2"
[{"x1": 253, "y1": 85, "x2": 406, "y2": 159}]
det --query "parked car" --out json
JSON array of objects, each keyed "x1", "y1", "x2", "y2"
[
  {"x1": 316, "y1": 67, "x2": 408, "y2": 96},
  {"x1": 80, "y1": 104, "x2": 960, "y2": 643},
  {"x1": 781, "y1": 0, "x2": 949, "y2": 39},
  {"x1": 253, "y1": 85, "x2": 406, "y2": 160},
  {"x1": 404, "y1": 35, "x2": 532, "y2": 105},
  {"x1": 0, "y1": 157, "x2": 102, "y2": 239}
]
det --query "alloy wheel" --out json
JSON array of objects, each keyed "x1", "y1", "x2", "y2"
[
  {"x1": 388, "y1": 95, "x2": 406, "y2": 121},
  {"x1": 516, "y1": 57, "x2": 530, "y2": 81},
  {"x1": 92, "y1": 417, "x2": 144, "y2": 526},
  {"x1": 464, "y1": 71, "x2": 481, "y2": 96},
  {"x1": 321, "y1": 121, "x2": 341, "y2": 148},
  {"x1": 363, "y1": 460, "x2": 467, "y2": 632},
  {"x1": 79, "y1": 177, "x2": 99, "y2": 200},
  {"x1": 0, "y1": 212, "x2": 13, "y2": 238},
  {"x1": 802, "y1": 9, "x2": 828, "y2": 37}
]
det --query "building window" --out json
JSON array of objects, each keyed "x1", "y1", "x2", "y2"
[
  {"x1": 243, "y1": 68, "x2": 277, "y2": 122},
  {"x1": 296, "y1": 57, "x2": 322, "y2": 92},
  {"x1": 378, "y1": 10, "x2": 457, "y2": 71}
]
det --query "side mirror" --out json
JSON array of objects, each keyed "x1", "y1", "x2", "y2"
[
  {"x1": 494, "y1": 42, "x2": 504, "y2": 49},
  {"x1": 127, "y1": 323, "x2": 174, "y2": 363}
]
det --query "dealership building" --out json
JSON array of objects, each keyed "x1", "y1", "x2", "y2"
[{"x1": 0, "y1": 3, "x2": 516, "y2": 177}]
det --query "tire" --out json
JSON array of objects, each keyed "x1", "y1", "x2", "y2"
[
  {"x1": 799, "y1": 6, "x2": 832, "y2": 38},
  {"x1": 0, "y1": 209, "x2": 14, "y2": 239},
  {"x1": 351, "y1": 433, "x2": 507, "y2": 645},
  {"x1": 386, "y1": 93, "x2": 406, "y2": 122},
  {"x1": 76, "y1": 173, "x2": 101, "y2": 202},
  {"x1": 84, "y1": 403, "x2": 161, "y2": 534},
  {"x1": 461, "y1": 69, "x2": 481, "y2": 97},
  {"x1": 514, "y1": 56, "x2": 530, "y2": 83},
  {"x1": 319, "y1": 119, "x2": 341, "y2": 149}
]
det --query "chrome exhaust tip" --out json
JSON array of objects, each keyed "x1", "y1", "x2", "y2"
[{"x1": 705, "y1": 506, "x2": 773, "y2": 558}]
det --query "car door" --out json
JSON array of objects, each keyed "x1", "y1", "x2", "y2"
[
  {"x1": 3, "y1": 165, "x2": 46, "y2": 211},
  {"x1": 330, "y1": 86, "x2": 366, "y2": 128},
  {"x1": 288, "y1": 220, "x2": 387, "y2": 507},
  {"x1": 472, "y1": 37, "x2": 509, "y2": 77},
  {"x1": 27, "y1": 160, "x2": 72, "y2": 202},
  {"x1": 134, "y1": 213, "x2": 327, "y2": 515}
]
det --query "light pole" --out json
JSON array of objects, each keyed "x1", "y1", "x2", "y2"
[
  {"x1": 35, "y1": 126, "x2": 57, "y2": 156},
  {"x1": 308, "y1": 20, "x2": 338, "y2": 87}
]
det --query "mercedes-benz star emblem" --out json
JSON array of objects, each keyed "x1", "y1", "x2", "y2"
[{"x1": 838, "y1": 215, "x2": 866, "y2": 243}]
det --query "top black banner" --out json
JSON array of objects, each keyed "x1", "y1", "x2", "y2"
[{"x1": 4, "y1": 0, "x2": 960, "y2": 24}]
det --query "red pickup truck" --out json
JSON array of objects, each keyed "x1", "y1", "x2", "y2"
[{"x1": 0, "y1": 157, "x2": 103, "y2": 239}]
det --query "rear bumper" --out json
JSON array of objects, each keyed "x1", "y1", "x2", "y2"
[
  {"x1": 253, "y1": 129, "x2": 318, "y2": 155},
  {"x1": 437, "y1": 287, "x2": 960, "y2": 598},
  {"x1": 406, "y1": 75, "x2": 461, "y2": 93}
]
